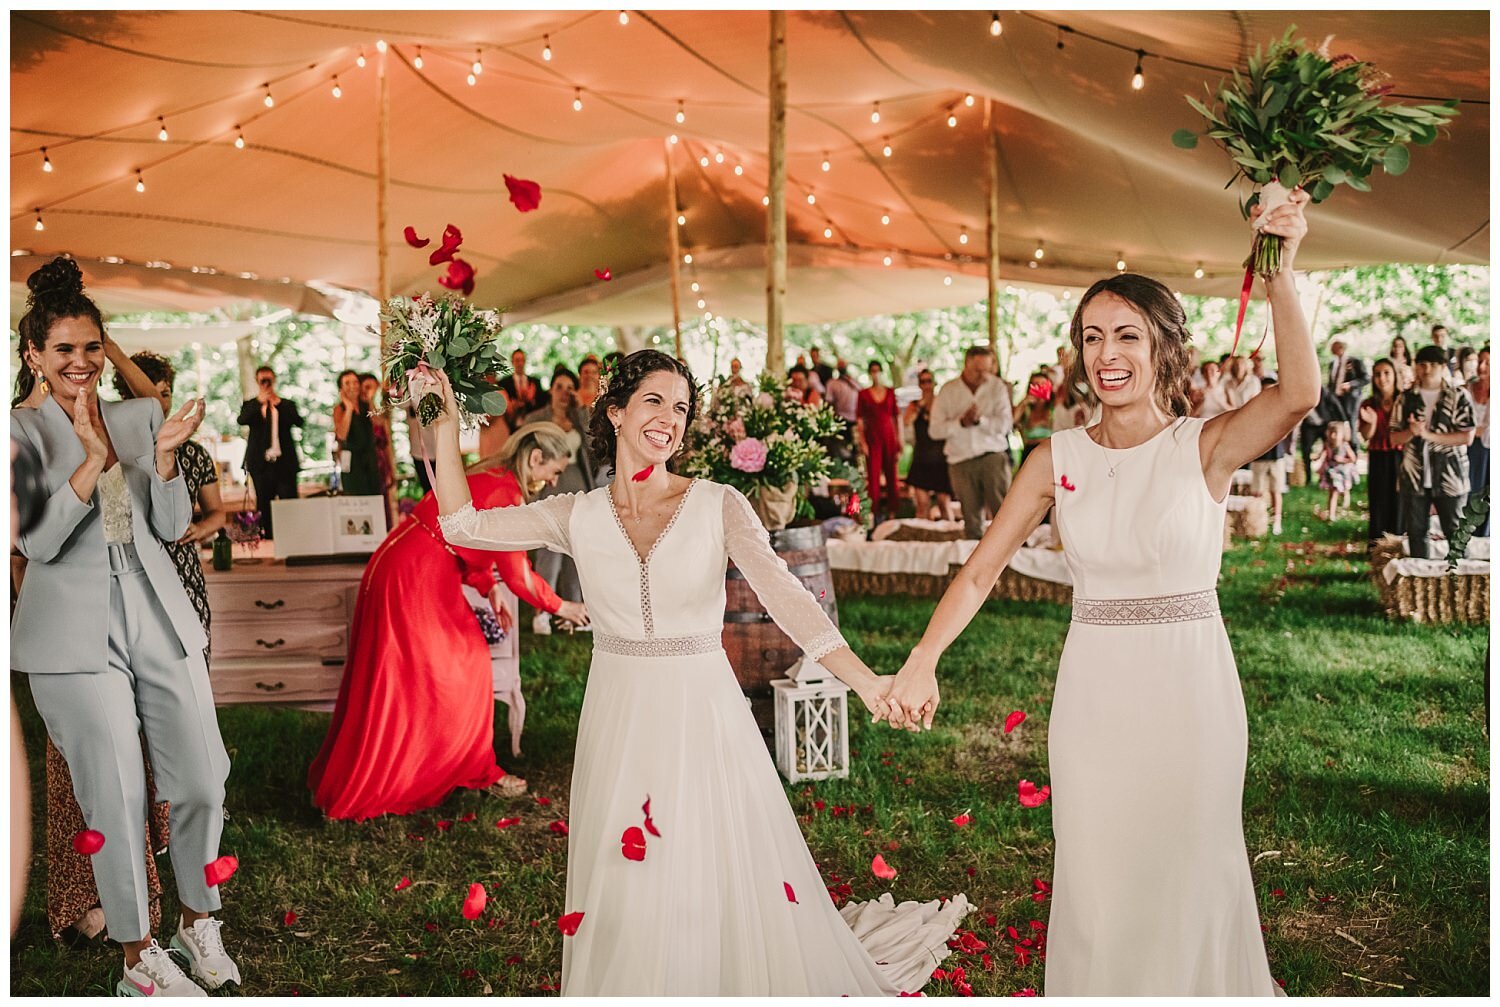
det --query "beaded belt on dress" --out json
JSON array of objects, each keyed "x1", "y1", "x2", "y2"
[
  {"x1": 594, "y1": 632, "x2": 723, "y2": 657},
  {"x1": 1070, "y1": 589, "x2": 1220, "y2": 626}
]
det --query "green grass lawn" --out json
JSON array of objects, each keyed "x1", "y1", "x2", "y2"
[{"x1": 10, "y1": 486, "x2": 1488, "y2": 996}]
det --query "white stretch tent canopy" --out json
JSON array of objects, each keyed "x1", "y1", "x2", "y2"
[{"x1": 10, "y1": 10, "x2": 1489, "y2": 325}]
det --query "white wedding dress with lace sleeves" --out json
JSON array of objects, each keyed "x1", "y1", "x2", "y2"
[{"x1": 441, "y1": 478, "x2": 969, "y2": 995}]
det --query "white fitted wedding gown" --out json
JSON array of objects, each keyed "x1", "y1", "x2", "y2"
[
  {"x1": 442, "y1": 478, "x2": 969, "y2": 995},
  {"x1": 1045, "y1": 417, "x2": 1280, "y2": 995}
]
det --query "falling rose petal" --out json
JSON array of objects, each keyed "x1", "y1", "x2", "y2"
[
  {"x1": 871, "y1": 854, "x2": 898, "y2": 881},
  {"x1": 427, "y1": 223, "x2": 464, "y2": 266},
  {"x1": 462, "y1": 882, "x2": 488, "y2": 920},
  {"x1": 394, "y1": 876, "x2": 413, "y2": 892},
  {"x1": 557, "y1": 911, "x2": 584, "y2": 936},
  {"x1": 594, "y1": 268, "x2": 613, "y2": 281},
  {"x1": 784, "y1": 882, "x2": 798, "y2": 904},
  {"x1": 283, "y1": 910, "x2": 299, "y2": 926},
  {"x1": 621, "y1": 826, "x2": 647, "y2": 862},
  {"x1": 403, "y1": 226, "x2": 431, "y2": 249},
  {"x1": 437, "y1": 258, "x2": 476, "y2": 297},
  {"x1": 536, "y1": 796, "x2": 552, "y2": 806},
  {"x1": 952, "y1": 813, "x2": 972, "y2": 828},
  {"x1": 72, "y1": 829, "x2": 106, "y2": 856},
  {"x1": 204, "y1": 855, "x2": 239, "y2": 888},
  {"x1": 631, "y1": 465, "x2": 654, "y2": 483},
  {"x1": 1017, "y1": 780, "x2": 1051, "y2": 809},
  {"x1": 504, "y1": 174, "x2": 543, "y2": 213},
  {"x1": 642, "y1": 795, "x2": 661, "y2": 838},
  {"x1": 495, "y1": 817, "x2": 521, "y2": 829},
  {"x1": 1004, "y1": 710, "x2": 1026, "y2": 734},
  {"x1": 549, "y1": 820, "x2": 569, "y2": 836}
]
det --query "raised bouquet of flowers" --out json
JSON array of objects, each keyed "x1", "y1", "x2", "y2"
[
  {"x1": 1172, "y1": 26, "x2": 1458, "y2": 279},
  {"x1": 380, "y1": 293, "x2": 509, "y2": 428},
  {"x1": 681, "y1": 375, "x2": 850, "y2": 529}
]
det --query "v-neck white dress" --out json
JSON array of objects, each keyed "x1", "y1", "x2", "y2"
[{"x1": 442, "y1": 478, "x2": 969, "y2": 995}]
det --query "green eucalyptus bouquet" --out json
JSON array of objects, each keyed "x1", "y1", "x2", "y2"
[
  {"x1": 1173, "y1": 27, "x2": 1458, "y2": 278},
  {"x1": 379, "y1": 293, "x2": 509, "y2": 428}
]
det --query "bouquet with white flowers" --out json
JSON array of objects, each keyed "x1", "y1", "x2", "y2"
[{"x1": 379, "y1": 293, "x2": 508, "y2": 428}]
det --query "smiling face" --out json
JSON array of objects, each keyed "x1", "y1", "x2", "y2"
[
  {"x1": 579, "y1": 360, "x2": 600, "y2": 388},
  {"x1": 1372, "y1": 360, "x2": 1397, "y2": 398},
  {"x1": 338, "y1": 371, "x2": 360, "y2": 400},
  {"x1": 360, "y1": 376, "x2": 379, "y2": 405},
  {"x1": 551, "y1": 373, "x2": 577, "y2": 407},
  {"x1": 28, "y1": 315, "x2": 105, "y2": 410},
  {"x1": 610, "y1": 369, "x2": 692, "y2": 467},
  {"x1": 1080, "y1": 292, "x2": 1155, "y2": 407}
]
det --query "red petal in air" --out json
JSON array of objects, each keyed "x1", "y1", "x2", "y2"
[
  {"x1": 1058, "y1": 475, "x2": 1077, "y2": 492},
  {"x1": 642, "y1": 795, "x2": 661, "y2": 837},
  {"x1": 1004, "y1": 710, "x2": 1026, "y2": 734},
  {"x1": 594, "y1": 268, "x2": 613, "y2": 281},
  {"x1": 403, "y1": 226, "x2": 431, "y2": 249},
  {"x1": 1017, "y1": 780, "x2": 1051, "y2": 808},
  {"x1": 504, "y1": 175, "x2": 543, "y2": 213},
  {"x1": 461, "y1": 882, "x2": 487, "y2": 920},
  {"x1": 204, "y1": 855, "x2": 239, "y2": 888},
  {"x1": 394, "y1": 876, "x2": 413, "y2": 892},
  {"x1": 621, "y1": 826, "x2": 647, "y2": 862},
  {"x1": 72, "y1": 829, "x2": 106, "y2": 856},
  {"x1": 283, "y1": 910, "x2": 299, "y2": 926},
  {"x1": 428, "y1": 224, "x2": 464, "y2": 265},
  {"x1": 437, "y1": 258, "x2": 476, "y2": 297},
  {"x1": 784, "y1": 882, "x2": 798, "y2": 904},
  {"x1": 871, "y1": 854, "x2": 898, "y2": 881},
  {"x1": 557, "y1": 911, "x2": 584, "y2": 936},
  {"x1": 632, "y1": 465, "x2": 654, "y2": 483},
  {"x1": 536, "y1": 796, "x2": 552, "y2": 806},
  {"x1": 952, "y1": 813, "x2": 972, "y2": 828},
  {"x1": 495, "y1": 817, "x2": 521, "y2": 829},
  {"x1": 549, "y1": 820, "x2": 569, "y2": 835}
]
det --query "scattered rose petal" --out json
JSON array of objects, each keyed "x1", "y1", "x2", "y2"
[
  {"x1": 428, "y1": 224, "x2": 463, "y2": 266},
  {"x1": 1011, "y1": 989, "x2": 1037, "y2": 997},
  {"x1": 436, "y1": 820, "x2": 453, "y2": 832},
  {"x1": 503, "y1": 175, "x2": 543, "y2": 213},
  {"x1": 814, "y1": 800, "x2": 825, "y2": 811},
  {"x1": 954, "y1": 930, "x2": 987, "y2": 953},
  {"x1": 932, "y1": 968, "x2": 947, "y2": 981},
  {"x1": 72, "y1": 829, "x2": 105, "y2": 856},
  {"x1": 594, "y1": 268, "x2": 612, "y2": 281},
  {"x1": 981, "y1": 953, "x2": 994, "y2": 972},
  {"x1": 984, "y1": 913, "x2": 998, "y2": 927},
  {"x1": 784, "y1": 882, "x2": 798, "y2": 904},
  {"x1": 621, "y1": 826, "x2": 647, "y2": 862},
  {"x1": 204, "y1": 855, "x2": 239, "y2": 888},
  {"x1": 1031, "y1": 878, "x2": 1051, "y2": 903},
  {"x1": 536, "y1": 796, "x2": 552, "y2": 806},
  {"x1": 952, "y1": 813, "x2": 972, "y2": 828},
  {"x1": 283, "y1": 910, "x2": 299, "y2": 926},
  {"x1": 403, "y1": 226, "x2": 430, "y2": 249},
  {"x1": 495, "y1": 817, "x2": 520, "y2": 829},
  {"x1": 632, "y1": 466, "x2": 654, "y2": 483},
  {"x1": 506, "y1": 955, "x2": 523, "y2": 965},
  {"x1": 557, "y1": 911, "x2": 584, "y2": 936},
  {"x1": 459, "y1": 812, "x2": 477, "y2": 823},
  {"x1": 1058, "y1": 475, "x2": 1076, "y2": 492},
  {"x1": 871, "y1": 854, "x2": 898, "y2": 881},
  {"x1": 1271, "y1": 888, "x2": 1285, "y2": 899},
  {"x1": 459, "y1": 968, "x2": 478, "y2": 980},
  {"x1": 394, "y1": 876, "x2": 413, "y2": 892},
  {"x1": 844, "y1": 492, "x2": 862, "y2": 519},
  {"x1": 437, "y1": 258, "x2": 476, "y2": 297},
  {"x1": 1017, "y1": 780, "x2": 1051, "y2": 808},
  {"x1": 642, "y1": 796, "x2": 661, "y2": 837},
  {"x1": 966, "y1": 866, "x2": 976, "y2": 877},
  {"x1": 1029, "y1": 919, "x2": 1046, "y2": 931},
  {"x1": 424, "y1": 922, "x2": 440, "y2": 933},
  {"x1": 886, "y1": 841, "x2": 901, "y2": 852},
  {"x1": 1004, "y1": 710, "x2": 1026, "y2": 734},
  {"x1": 462, "y1": 882, "x2": 487, "y2": 920},
  {"x1": 549, "y1": 820, "x2": 569, "y2": 835}
]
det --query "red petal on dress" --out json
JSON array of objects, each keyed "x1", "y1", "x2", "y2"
[
  {"x1": 403, "y1": 226, "x2": 431, "y2": 249},
  {"x1": 504, "y1": 175, "x2": 543, "y2": 212},
  {"x1": 621, "y1": 826, "x2": 647, "y2": 861},
  {"x1": 784, "y1": 882, "x2": 798, "y2": 903},
  {"x1": 642, "y1": 795, "x2": 661, "y2": 837},
  {"x1": 462, "y1": 882, "x2": 487, "y2": 920},
  {"x1": 557, "y1": 911, "x2": 585, "y2": 936},
  {"x1": 71, "y1": 829, "x2": 105, "y2": 855},
  {"x1": 871, "y1": 854, "x2": 898, "y2": 880},
  {"x1": 1004, "y1": 710, "x2": 1026, "y2": 733},
  {"x1": 204, "y1": 854, "x2": 239, "y2": 887}
]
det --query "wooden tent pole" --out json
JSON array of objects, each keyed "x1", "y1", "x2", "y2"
[
  {"x1": 376, "y1": 47, "x2": 392, "y2": 372},
  {"x1": 766, "y1": 11, "x2": 788, "y2": 375},
  {"x1": 984, "y1": 98, "x2": 1001, "y2": 361},
  {"x1": 664, "y1": 138, "x2": 684, "y2": 358}
]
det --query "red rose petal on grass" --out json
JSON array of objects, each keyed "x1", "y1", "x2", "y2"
[
  {"x1": 1271, "y1": 888, "x2": 1285, "y2": 899},
  {"x1": 283, "y1": 910, "x2": 299, "y2": 926},
  {"x1": 642, "y1": 795, "x2": 661, "y2": 837},
  {"x1": 1004, "y1": 710, "x2": 1026, "y2": 734},
  {"x1": 1007, "y1": 925, "x2": 1020, "y2": 940},
  {"x1": 423, "y1": 922, "x2": 439, "y2": 932},
  {"x1": 394, "y1": 876, "x2": 413, "y2": 892},
  {"x1": 204, "y1": 855, "x2": 238, "y2": 888},
  {"x1": 931, "y1": 968, "x2": 947, "y2": 982},
  {"x1": 1032, "y1": 878, "x2": 1051, "y2": 902},
  {"x1": 549, "y1": 820, "x2": 569, "y2": 836},
  {"x1": 436, "y1": 820, "x2": 453, "y2": 832},
  {"x1": 536, "y1": 796, "x2": 552, "y2": 806},
  {"x1": 871, "y1": 854, "x2": 898, "y2": 881},
  {"x1": 72, "y1": 829, "x2": 105, "y2": 856},
  {"x1": 897, "y1": 993, "x2": 924, "y2": 997},
  {"x1": 1011, "y1": 989, "x2": 1037, "y2": 997},
  {"x1": 459, "y1": 968, "x2": 478, "y2": 980},
  {"x1": 557, "y1": 911, "x2": 584, "y2": 936},
  {"x1": 952, "y1": 813, "x2": 972, "y2": 828},
  {"x1": 632, "y1": 465, "x2": 654, "y2": 482},
  {"x1": 784, "y1": 882, "x2": 798, "y2": 904},
  {"x1": 981, "y1": 953, "x2": 994, "y2": 972},
  {"x1": 504, "y1": 175, "x2": 543, "y2": 212},
  {"x1": 956, "y1": 931, "x2": 987, "y2": 953},
  {"x1": 462, "y1": 882, "x2": 487, "y2": 920},
  {"x1": 594, "y1": 268, "x2": 613, "y2": 281},
  {"x1": 621, "y1": 826, "x2": 647, "y2": 862},
  {"x1": 428, "y1": 224, "x2": 463, "y2": 265},
  {"x1": 437, "y1": 258, "x2": 476, "y2": 297},
  {"x1": 954, "y1": 980, "x2": 974, "y2": 997},
  {"x1": 495, "y1": 817, "x2": 520, "y2": 829},
  {"x1": 1029, "y1": 919, "x2": 1046, "y2": 931},
  {"x1": 1017, "y1": 780, "x2": 1051, "y2": 808},
  {"x1": 506, "y1": 955, "x2": 523, "y2": 965},
  {"x1": 965, "y1": 866, "x2": 976, "y2": 877},
  {"x1": 459, "y1": 812, "x2": 477, "y2": 823},
  {"x1": 403, "y1": 225, "x2": 431, "y2": 249}
]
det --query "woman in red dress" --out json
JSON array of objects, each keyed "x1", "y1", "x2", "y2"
[
  {"x1": 308, "y1": 422, "x2": 589, "y2": 821},
  {"x1": 857, "y1": 359, "x2": 903, "y2": 524}
]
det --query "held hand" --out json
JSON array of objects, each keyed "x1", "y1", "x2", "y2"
[
  {"x1": 418, "y1": 365, "x2": 460, "y2": 431},
  {"x1": 156, "y1": 397, "x2": 205, "y2": 454},
  {"x1": 72, "y1": 390, "x2": 109, "y2": 462},
  {"x1": 1408, "y1": 413, "x2": 1428, "y2": 440},
  {"x1": 887, "y1": 653, "x2": 941, "y2": 731},
  {"x1": 1251, "y1": 186, "x2": 1311, "y2": 271},
  {"x1": 854, "y1": 674, "x2": 895, "y2": 723},
  {"x1": 554, "y1": 600, "x2": 590, "y2": 628},
  {"x1": 487, "y1": 584, "x2": 516, "y2": 636}
]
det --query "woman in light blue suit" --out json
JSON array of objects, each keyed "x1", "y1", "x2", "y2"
[{"x1": 11, "y1": 258, "x2": 240, "y2": 997}]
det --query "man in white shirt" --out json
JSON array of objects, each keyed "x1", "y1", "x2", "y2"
[
  {"x1": 824, "y1": 361, "x2": 860, "y2": 425},
  {"x1": 929, "y1": 345, "x2": 1014, "y2": 539}
]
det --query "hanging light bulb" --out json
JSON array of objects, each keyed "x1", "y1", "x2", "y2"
[
  {"x1": 331, "y1": 76, "x2": 342, "y2": 98},
  {"x1": 157, "y1": 117, "x2": 169, "y2": 141},
  {"x1": 944, "y1": 274, "x2": 953, "y2": 286},
  {"x1": 691, "y1": 281, "x2": 700, "y2": 292},
  {"x1": 881, "y1": 212, "x2": 891, "y2": 226},
  {"x1": 882, "y1": 138, "x2": 892, "y2": 158},
  {"x1": 959, "y1": 227, "x2": 969, "y2": 246},
  {"x1": 870, "y1": 101, "x2": 881, "y2": 124},
  {"x1": 375, "y1": 39, "x2": 387, "y2": 53},
  {"x1": 618, "y1": 10, "x2": 629, "y2": 25},
  {"x1": 713, "y1": 150, "x2": 724, "y2": 164},
  {"x1": 1194, "y1": 263, "x2": 1205, "y2": 279},
  {"x1": 357, "y1": 47, "x2": 367, "y2": 68},
  {"x1": 413, "y1": 47, "x2": 424, "y2": 70},
  {"x1": 699, "y1": 155, "x2": 710, "y2": 168},
  {"x1": 41, "y1": 148, "x2": 52, "y2": 173},
  {"x1": 675, "y1": 100, "x2": 686, "y2": 124},
  {"x1": 990, "y1": 13, "x2": 1002, "y2": 36},
  {"x1": 806, "y1": 192, "x2": 816, "y2": 205},
  {"x1": 33, "y1": 210, "x2": 44, "y2": 232},
  {"x1": 473, "y1": 50, "x2": 483, "y2": 75},
  {"x1": 821, "y1": 153, "x2": 831, "y2": 172},
  {"x1": 762, "y1": 195, "x2": 770, "y2": 206},
  {"x1": 697, "y1": 298, "x2": 706, "y2": 309},
  {"x1": 883, "y1": 255, "x2": 893, "y2": 267},
  {"x1": 573, "y1": 87, "x2": 583, "y2": 112},
  {"x1": 1034, "y1": 240, "x2": 1045, "y2": 260},
  {"x1": 677, "y1": 213, "x2": 686, "y2": 226},
  {"x1": 234, "y1": 126, "x2": 245, "y2": 149},
  {"x1": 964, "y1": 93, "x2": 976, "y2": 107},
  {"x1": 467, "y1": 72, "x2": 477, "y2": 86},
  {"x1": 683, "y1": 253, "x2": 693, "y2": 264},
  {"x1": 1131, "y1": 51, "x2": 1145, "y2": 91},
  {"x1": 263, "y1": 85, "x2": 274, "y2": 108},
  {"x1": 542, "y1": 35, "x2": 552, "y2": 61},
  {"x1": 669, "y1": 134, "x2": 679, "y2": 145},
  {"x1": 1116, "y1": 255, "x2": 1127, "y2": 271},
  {"x1": 135, "y1": 170, "x2": 146, "y2": 194},
  {"x1": 1028, "y1": 259, "x2": 1038, "y2": 269},
  {"x1": 823, "y1": 226, "x2": 833, "y2": 239},
  {"x1": 733, "y1": 163, "x2": 743, "y2": 175},
  {"x1": 947, "y1": 112, "x2": 959, "y2": 128}
]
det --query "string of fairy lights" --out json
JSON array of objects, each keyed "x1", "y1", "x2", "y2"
[{"x1": 13, "y1": 11, "x2": 1475, "y2": 313}]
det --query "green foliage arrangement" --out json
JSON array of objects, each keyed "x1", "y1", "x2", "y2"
[{"x1": 379, "y1": 293, "x2": 508, "y2": 428}]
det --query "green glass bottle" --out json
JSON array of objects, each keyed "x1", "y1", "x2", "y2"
[{"x1": 212, "y1": 527, "x2": 234, "y2": 571}]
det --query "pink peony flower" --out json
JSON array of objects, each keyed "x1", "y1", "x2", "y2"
[
  {"x1": 730, "y1": 437, "x2": 768, "y2": 473},
  {"x1": 754, "y1": 392, "x2": 775, "y2": 409},
  {"x1": 725, "y1": 418, "x2": 747, "y2": 442}
]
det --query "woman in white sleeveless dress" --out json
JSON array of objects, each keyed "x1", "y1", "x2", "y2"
[
  {"x1": 886, "y1": 194, "x2": 1316, "y2": 995},
  {"x1": 426, "y1": 352, "x2": 970, "y2": 995}
]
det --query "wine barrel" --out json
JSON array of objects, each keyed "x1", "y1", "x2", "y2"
[{"x1": 723, "y1": 524, "x2": 839, "y2": 694}]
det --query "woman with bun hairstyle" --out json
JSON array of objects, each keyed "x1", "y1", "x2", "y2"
[{"x1": 11, "y1": 257, "x2": 239, "y2": 996}]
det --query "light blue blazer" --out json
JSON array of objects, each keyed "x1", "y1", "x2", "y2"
[{"x1": 11, "y1": 396, "x2": 205, "y2": 674}]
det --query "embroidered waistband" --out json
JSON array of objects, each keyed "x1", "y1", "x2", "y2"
[
  {"x1": 1071, "y1": 589, "x2": 1220, "y2": 626},
  {"x1": 594, "y1": 632, "x2": 724, "y2": 657}
]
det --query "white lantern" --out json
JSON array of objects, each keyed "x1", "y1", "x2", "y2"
[{"x1": 772, "y1": 658, "x2": 850, "y2": 783}]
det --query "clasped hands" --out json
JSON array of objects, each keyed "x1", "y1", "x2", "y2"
[{"x1": 858, "y1": 654, "x2": 940, "y2": 733}]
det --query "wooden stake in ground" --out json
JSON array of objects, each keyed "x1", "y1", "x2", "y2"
[
  {"x1": 985, "y1": 98, "x2": 1001, "y2": 360},
  {"x1": 766, "y1": 10, "x2": 788, "y2": 375},
  {"x1": 663, "y1": 138, "x2": 684, "y2": 359}
]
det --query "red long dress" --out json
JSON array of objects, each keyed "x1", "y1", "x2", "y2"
[
  {"x1": 858, "y1": 386, "x2": 902, "y2": 514},
  {"x1": 308, "y1": 468, "x2": 562, "y2": 821}
]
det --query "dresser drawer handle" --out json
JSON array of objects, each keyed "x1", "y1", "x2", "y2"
[
  {"x1": 256, "y1": 638, "x2": 286, "y2": 650},
  {"x1": 255, "y1": 681, "x2": 286, "y2": 692},
  {"x1": 254, "y1": 599, "x2": 286, "y2": 610}
]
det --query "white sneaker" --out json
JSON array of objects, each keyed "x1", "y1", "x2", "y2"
[
  {"x1": 1272, "y1": 516, "x2": 1283, "y2": 535},
  {"x1": 117, "y1": 941, "x2": 206, "y2": 997},
  {"x1": 531, "y1": 611, "x2": 552, "y2": 635},
  {"x1": 169, "y1": 917, "x2": 241, "y2": 991}
]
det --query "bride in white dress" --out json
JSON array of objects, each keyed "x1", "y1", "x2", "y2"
[
  {"x1": 885, "y1": 194, "x2": 1316, "y2": 995},
  {"x1": 426, "y1": 352, "x2": 969, "y2": 995}
]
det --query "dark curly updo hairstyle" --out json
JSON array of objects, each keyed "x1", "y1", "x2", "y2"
[
  {"x1": 1067, "y1": 273, "x2": 1195, "y2": 418},
  {"x1": 587, "y1": 349, "x2": 700, "y2": 473},
  {"x1": 112, "y1": 351, "x2": 175, "y2": 400},
  {"x1": 14, "y1": 256, "x2": 106, "y2": 407}
]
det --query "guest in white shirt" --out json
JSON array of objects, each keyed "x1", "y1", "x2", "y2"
[
  {"x1": 1224, "y1": 355, "x2": 1263, "y2": 409},
  {"x1": 824, "y1": 361, "x2": 860, "y2": 425},
  {"x1": 1193, "y1": 360, "x2": 1232, "y2": 418},
  {"x1": 928, "y1": 346, "x2": 1014, "y2": 539}
]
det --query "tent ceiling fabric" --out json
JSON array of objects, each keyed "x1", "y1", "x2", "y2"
[{"x1": 10, "y1": 10, "x2": 1489, "y2": 326}]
